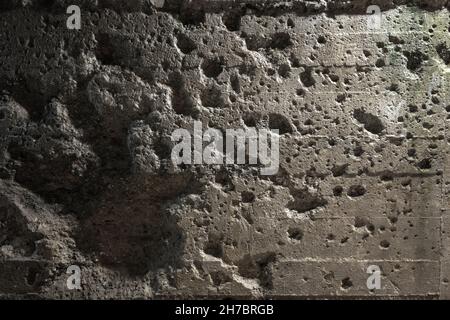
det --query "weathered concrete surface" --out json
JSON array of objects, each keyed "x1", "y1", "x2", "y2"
[{"x1": 0, "y1": 0, "x2": 449, "y2": 299}]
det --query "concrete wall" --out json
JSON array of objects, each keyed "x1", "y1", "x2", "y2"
[{"x1": 0, "y1": 0, "x2": 449, "y2": 299}]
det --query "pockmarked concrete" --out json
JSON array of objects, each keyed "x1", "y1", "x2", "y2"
[{"x1": 0, "y1": 0, "x2": 449, "y2": 299}]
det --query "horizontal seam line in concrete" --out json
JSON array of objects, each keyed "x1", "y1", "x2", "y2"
[
  {"x1": 298, "y1": 217, "x2": 443, "y2": 220},
  {"x1": 283, "y1": 135, "x2": 447, "y2": 139},
  {"x1": 296, "y1": 90, "x2": 449, "y2": 94},
  {"x1": 278, "y1": 258, "x2": 439, "y2": 262},
  {"x1": 280, "y1": 135, "x2": 447, "y2": 141},
  {"x1": 304, "y1": 32, "x2": 449, "y2": 36}
]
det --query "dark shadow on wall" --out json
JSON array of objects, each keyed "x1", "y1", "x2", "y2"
[{"x1": 77, "y1": 174, "x2": 202, "y2": 276}]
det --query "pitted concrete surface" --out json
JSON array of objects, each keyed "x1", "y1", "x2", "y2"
[{"x1": 1, "y1": 0, "x2": 450, "y2": 299}]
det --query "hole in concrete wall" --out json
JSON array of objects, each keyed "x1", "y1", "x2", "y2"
[
  {"x1": 380, "y1": 240, "x2": 390, "y2": 249},
  {"x1": 169, "y1": 72, "x2": 196, "y2": 116},
  {"x1": 287, "y1": 18, "x2": 295, "y2": 28},
  {"x1": 417, "y1": 158, "x2": 432, "y2": 169},
  {"x1": 269, "y1": 32, "x2": 292, "y2": 50},
  {"x1": 296, "y1": 88, "x2": 305, "y2": 96},
  {"x1": 237, "y1": 253, "x2": 276, "y2": 289},
  {"x1": 230, "y1": 73, "x2": 241, "y2": 93},
  {"x1": 287, "y1": 188, "x2": 328, "y2": 213},
  {"x1": 215, "y1": 168, "x2": 235, "y2": 192},
  {"x1": 347, "y1": 185, "x2": 366, "y2": 197},
  {"x1": 331, "y1": 164, "x2": 348, "y2": 177},
  {"x1": 201, "y1": 57, "x2": 224, "y2": 78},
  {"x1": 210, "y1": 271, "x2": 232, "y2": 286},
  {"x1": 317, "y1": 35, "x2": 326, "y2": 44},
  {"x1": 241, "y1": 191, "x2": 255, "y2": 203},
  {"x1": 243, "y1": 112, "x2": 260, "y2": 127},
  {"x1": 333, "y1": 186, "x2": 343, "y2": 196},
  {"x1": 268, "y1": 113, "x2": 293, "y2": 134},
  {"x1": 375, "y1": 59, "x2": 385, "y2": 68},
  {"x1": 436, "y1": 43, "x2": 450, "y2": 64},
  {"x1": 26, "y1": 266, "x2": 39, "y2": 286},
  {"x1": 353, "y1": 109, "x2": 384, "y2": 135},
  {"x1": 201, "y1": 86, "x2": 226, "y2": 109},
  {"x1": 222, "y1": 11, "x2": 242, "y2": 31},
  {"x1": 176, "y1": 33, "x2": 197, "y2": 54},
  {"x1": 243, "y1": 33, "x2": 267, "y2": 51},
  {"x1": 354, "y1": 217, "x2": 369, "y2": 228},
  {"x1": 299, "y1": 67, "x2": 316, "y2": 88},
  {"x1": 408, "y1": 104, "x2": 418, "y2": 113},
  {"x1": 341, "y1": 277, "x2": 353, "y2": 290},
  {"x1": 173, "y1": 87, "x2": 196, "y2": 115},
  {"x1": 204, "y1": 232, "x2": 224, "y2": 258},
  {"x1": 278, "y1": 64, "x2": 291, "y2": 78},
  {"x1": 324, "y1": 271, "x2": 334, "y2": 283},
  {"x1": 287, "y1": 227, "x2": 303, "y2": 241},
  {"x1": 243, "y1": 32, "x2": 292, "y2": 51},
  {"x1": 403, "y1": 50, "x2": 428, "y2": 71},
  {"x1": 95, "y1": 33, "x2": 119, "y2": 66}
]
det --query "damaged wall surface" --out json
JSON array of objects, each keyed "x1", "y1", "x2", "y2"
[{"x1": 1, "y1": 0, "x2": 450, "y2": 299}]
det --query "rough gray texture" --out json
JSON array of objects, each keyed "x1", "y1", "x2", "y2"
[{"x1": 0, "y1": 0, "x2": 450, "y2": 299}]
